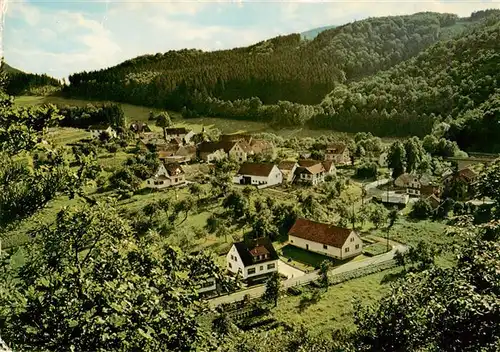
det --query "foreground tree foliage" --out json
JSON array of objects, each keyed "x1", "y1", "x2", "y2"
[
  {"x1": 0, "y1": 203, "x2": 228, "y2": 351},
  {"x1": 353, "y1": 218, "x2": 500, "y2": 352}
]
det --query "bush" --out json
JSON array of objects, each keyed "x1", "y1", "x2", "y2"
[
  {"x1": 355, "y1": 161, "x2": 378, "y2": 179},
  {"x1": 410, "y1": 198, "x2": 433, "y2": 219},
  {"x1": 287, "y1": 286, "x2": 303, "y2": 296}
]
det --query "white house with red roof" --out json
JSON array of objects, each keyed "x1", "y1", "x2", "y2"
[
  {"x1": 233, "y1": 162, "x2": 282, "y2": 187},
  {"x1": 226, "y1": 237, "x2": 279, "y2": 281},
  {"x1": 288, "y1": 218, "x2": 363, "y2": 260}
]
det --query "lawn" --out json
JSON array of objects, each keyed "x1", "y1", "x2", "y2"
[
  {"x1": 363, "y1": 242, "x2": 390, "y2": 256},
  {"x1": 16, "y1": 95, "x2": 401, "y2": 141},
  {"x1": 274, "y1": 267, "x2": 402, "y2": 336},
  {"x1": 280, "y1": 245, "x2": 334, "y2": 271}
]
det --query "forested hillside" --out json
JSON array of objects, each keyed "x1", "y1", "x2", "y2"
[
  {"x1": 65, "y1": 12, "x2": 464, "y2": 108},
  {"x1": 1, "y1": 59, "x2": 62, "y2": 96},
  {"x1": 313, "y1": 11, "x2": 500, "y2": 142}
]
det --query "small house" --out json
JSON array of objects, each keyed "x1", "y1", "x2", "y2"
[
  {"x1": 146, "y1": 162, "x2": 186, "y2": 189},
  {"x1": 295, "y1": 160, "x2": 326, "y2": 185},
  {"x1": 227, "y1": 140, "x2": 252, "y2": 162},
  {"x1": 233, "y1": 162, "x2": 282, "y2": 188},
  {"x1": 427, "y1": 194, "x2": 441, "y2": 210},
  {"x1": 443, "y1": 167, "x2": 478, "y2": 185},
  {"x1": 129, "y1": 121, "x2": 151, "y2": 134},
  {"x1": 376, "y1": 192, "x2": 409, "y2": 207},
  {"x1": 164, "y1": 127, "x2": 195, "y2": 144},
  {"x1": 322, "y1": 160, "x2": 336, "y2": 176},
  {"x1": 197, "y1": 141, "x2": 227, "y2": 163},
  {"x1": 287, "y1": 218, "x2": 363, "y2": 260},
  {"x1": 278, "y1": 161, "x2": 298, "y2": 183},
  {"x1": 325, "y1": 143, "x2": 350, "y2": 165},
  {"x1": 394, "y1": 173, "x2": 422, "y2": 196},
  {"x1": 226, "y1": 237, "x2": 279, "y2": 281},
  {"x1": 89, "y1": 124, "x2": 117, "y2": 139}
]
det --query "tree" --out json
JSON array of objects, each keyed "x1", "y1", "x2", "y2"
[
  {"x1": 354, "y1": 220, "x2": 500, "y2": 352},
  {"x1": 410, "y1": 198, "x2": 433, "y2": 219},
  {"x1": 403, "y1": 137, "x2": 425, "y2": 173},
  {"x1": 0, "y1": 203, "x2": 222, "y2": 351},
  {"x1": 318, "y1": 260, "x2": 331, "y2": 289},
  {"x1": 387, "y1": 141, "x2": 406, "y2": 179},
  {"x1": 155, "y1": 111, "x2": 172, "y2": 139},
  {"x1": 263, "y1": 272, "x2": 281, "y2": 308},
  {"x1": 475, "y1": 159, "x2": 500, "y2": 205},
  {"x1": 367, "y1": 203, "x2": 389, "y2": 229},
  {"x1": 385, "y1": 208, "x2": 398, "y2": 251}
]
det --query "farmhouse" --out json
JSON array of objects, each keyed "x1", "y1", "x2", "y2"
[
  {"x1": 226, "y1": 237, "x2": 279, "y2": 281},
  {"x1": 288, "y1": 218, "x2": 363, "y2": 260},
  {"x1": 322, "y1": 160, "x2": 336, "y2": 175},
  {"x1": 295, "y1": 159, "x2": 326, "y2": 185},
  {"x1": 443, "y1": 167, "x2": 478, "y2": 185},
  {"x1": 164, "y1": 127, "x2": 195, "y2": 144},
  {"x1": 129, "y1": 121, "x2": 151, "y2": 134},
  {"x1": 233, "y1": 162, "x2": 282, "y2": 187},
  {"x1": 325, "y1": 143, "x2": 350, "y2": 165},
  {"x1": 89, "y1": 124, "x2": 117, "y2": 139},
  {"x1": 375, "y1": 192, "x2": 410, "y2": 207},
  {"x1": 158, "y1": 145, "x2": 196, "y2": 163},
  {"x1": 278, "y1": 161, "x2": 298, "y2": 183},
  {"x1": 394, "y1": 173, "x2": 422, "y2": 196},
  {"x1": 227, "y1": 140, "x2": 252, "y2": 162},
  {"x1": 146, "y1": 162, "x2": 186, "y2": 189},
  {"x1": 197, "y1": 142, "x2": 227, "y2": 163}
]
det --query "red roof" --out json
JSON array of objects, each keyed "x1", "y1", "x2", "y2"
[
  {"x1": 249, "y1": 245, "x2": 270, "y2": 257},
  {"x1": 326, "y1": 143, "x2": 347, "y2": 154},
  {"x1": 237, "y1": 162, "x2": 277, "y2": 177},
  {"x1": 288, "y1": 218, "x2": 353, "y2": 248}
]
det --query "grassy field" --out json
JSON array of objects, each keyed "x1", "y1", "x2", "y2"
[
  {"x1": 275, "y1": 267, "x2": 402, "y2": 335},
  {"x1": 15, "y1": 95, "x2": 402, "y2": 140}
]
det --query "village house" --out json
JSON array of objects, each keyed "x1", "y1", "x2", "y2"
[
  {"x1": 197, "y1": 141, "x2": 227, "y2": 163},
  {"x1": 233, "y1": 162, "x2": 282, "y2": 188},
  {"x1": 129, "y1": 121, "x2": 151, "y2": 134},
  {"x1": 322, "y1": 160, "x2": 336, "y2": 176},
  {"x1": 226, "y1": 237, "x2": 279, "y2": 281},
  {"x1": 146, "y1": 162, "x2": 186, "y2": 189},
  {"x1": 426, "y1": 194, "x2": 441, "y2": 210},
  {"x1": 394, "y1": 173, "x2": 422, "y2": 196},
  {"x1": 287, "y1": 218, "x2": 363, "y2": 260},
  {"x1": 221, "y1": 134, "x2": 276, "y2": 160},
  {"x1": 395, "y1": 173, "x2": 439, "y2": 197},
  {"x1": 278, "y1": 161, "x2": 299, "y2": 183},
  {"x1": 375, "y1": 192, "x2": 410, "y2": 207},
  {"x1": 89, "y1": 124, "x2": 117, "y2": 139},
  {"x1": 295, "y1": 159, "x2": 326, "y2": 185},
  {"x1": 158, "y1": 145, "x2": 196, "y2": 164},
  {"x1": 164, "y1": 127, "x2": 195, "y2": 144},
  {"x1": 227, "y1": 140, "x2": 253, "y2": 162},
  {"x1": 325, "y1": 143, "x2": 350, "y2": 165},
  {"x1": 443, "y1": 167, "x2": 478, "y2": 186}
]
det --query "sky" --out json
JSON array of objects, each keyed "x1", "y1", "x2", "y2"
[{"x1": 1, "y1": 0, "x2": 499, "y2": 80}]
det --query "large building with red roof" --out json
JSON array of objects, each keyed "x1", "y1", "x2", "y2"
[{"x1": 288, "y1": 218, "x2": 363, "y2": 260}]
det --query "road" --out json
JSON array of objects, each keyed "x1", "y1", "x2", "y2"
[{"x1": 208, "y1": 239, "x2": 407, "y2": 308}]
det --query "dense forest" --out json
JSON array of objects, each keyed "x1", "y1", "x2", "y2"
[
  {"x1": 65, "y1": 12, "x2": 465, "y2": 107},
  {"x1": 61, "y1": 10, "x2": 500, "y2": 148},
  {"x1": 1, "y1": 60, "x2": 62, "y2": 96}
]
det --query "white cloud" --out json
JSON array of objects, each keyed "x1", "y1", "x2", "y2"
[{"x1": 3, "y1": 0, "x2": 500, "y2": 79}]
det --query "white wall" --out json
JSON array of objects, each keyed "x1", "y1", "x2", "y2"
[
  {"x1": 90, "y1": 127, "x2": 116, "y2": 139},
  {"x1": 229, "y1": 144, "x2": 248, "y2": 162},
  {"x1": 233, "y1": 166, "x2": 282, "y2": 187},
  {"x1": 226, "y1": 245, "x2": 278, "y2": 279},
  {"x1": 340, "y1": 232, "x2": 364, "y2": 259},
  {"x1": 289, "y1": 231, "x2": 363, "y2": 260},
  {"x1": 289, "y1": 235, "x2": 342, "y2": 258},
  {"x1": 206, "y1": 149, "x2": 227, "y2": 163}
]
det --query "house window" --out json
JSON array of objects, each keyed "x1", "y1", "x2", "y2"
[
  {"x1": 323, "y1": 244, "x2": 328, "y2": 250},
  {"x1": 290, "y1": 239, "x2": 294, "y2": 243},
  {"x1": 260, "y1": 266, "x2": 263, "y2": 271},
  {"x1": 248, "y1": 268, "x2": 256, "y2": 275},
  {"x1": 267, "y1": 263, "x2": 275, "y2": 270},
  {"x1": 345, "y1": 247, "x2": 350, "y2": 253},
  {"x1": 350, "y1": 237, "x2": 354, "y2": 242},
  {"x1": 355, "y1": 244, "x2": 360, "y2": 250},
  {"x1": 175, "y1": 178, "x2": 178, "y2": 183},
  {"x1": 228, "y1": 262, "x2": 232, "y2": 268},
  {"x1": 147, "y1": 180, "x2": 150, "y2": 184}
]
